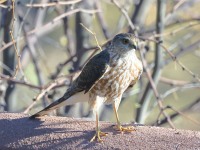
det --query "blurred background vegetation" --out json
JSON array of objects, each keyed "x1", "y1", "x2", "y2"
[{"x1": 0, "y1": 0, "x2": 200, "y2": 131}]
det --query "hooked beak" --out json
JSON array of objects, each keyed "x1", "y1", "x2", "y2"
[
  {"x1": 129, "y1": 38, "x2": 137, "y2": 50},
  {"x1": 127, "y1": 33, "x2": 137, "y2": 50}
]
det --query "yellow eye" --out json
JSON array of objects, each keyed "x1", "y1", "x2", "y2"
[{"x1": 122, "y1": 39, "x2": 129, "y2": 44}]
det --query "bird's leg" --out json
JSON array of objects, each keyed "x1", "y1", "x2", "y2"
[
  {"x1": 113, "y1": 103, "x2": 135, "y2": 132},
  {"x1": 90, "y1": 111, "x2": 107, "y2": 142}
]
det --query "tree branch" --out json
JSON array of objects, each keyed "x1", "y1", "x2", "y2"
[{"x1": 136, "y1": 0, "x2": 166, "y2": 124}]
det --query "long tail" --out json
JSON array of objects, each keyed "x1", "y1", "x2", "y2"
[{"x1": 29, "y1": 90, "x2": 89, "y2": 119}]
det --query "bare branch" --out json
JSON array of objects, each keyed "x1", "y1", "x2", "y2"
[
  {"x1": 152, "y1": 99, "x2": 200, "y2": 126},
  {"x1": 9, "y1": 0, "x2": 24, "y2": 78},
  {"x1": 24, "y1": 77, "x2": 68, "y2": 114},
  {"x1": 161, "y1": 83, "x2": 200, "y2": 99},
  {"x1": 0, "y1": 74, "x2": 42, "y2": 90},
  {"x1": 94, "y1": 0, "x2": 110, "y2": 39},
  {"x1": 136, "y1": 0, "x2": 167, "y2": 124},
  {"x1": 26, "y1": 0, "x2": 82, "y2": 8},
  {"x1": 80, "y1": 23, "x2": 102, "y2": 51},
  {"x1": 160, "y1": 77, "x2": 189, "y2": 86},
  {"x1": 139, "y1": 47, "x2": 175, "y2": 128},
  {"x1": 0, "y1": 8, "x2": 99, "y2": 53},
  {"x1": 111, "y1": 0, "x2": 136, "y2": 31}
]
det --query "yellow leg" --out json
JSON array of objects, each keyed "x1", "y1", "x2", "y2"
[
  {"x1": 113, "y1": 103, "x2": 135, "y2": 132},
  {"x1": 90, "y1": 111, "x2": 107, "y2": 142}
]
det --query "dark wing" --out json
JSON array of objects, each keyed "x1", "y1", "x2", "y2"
[
  {"x1": 30, "y1": 50, "x2": 110, "y2": 118},
  {"x1": 74, "y1": 50, "x2": 110, "y2": 93}
]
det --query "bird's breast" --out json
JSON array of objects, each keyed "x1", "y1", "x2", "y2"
[{"x1": 90, "y1": 55, "x2": 142, "y2": 103}]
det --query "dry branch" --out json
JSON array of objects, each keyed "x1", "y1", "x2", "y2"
[{"x1": 26, "y1": 0, "x2": 82, "y2": 8}]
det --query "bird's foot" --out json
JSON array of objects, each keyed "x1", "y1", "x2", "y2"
[
  {"x1": 113, "y1": 125, "x2": 135, "y2": 133},
  {"x1": 90, "y1": 130, "x2": 107, "y2": 142}
]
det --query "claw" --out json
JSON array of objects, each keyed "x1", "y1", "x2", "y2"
[
  {"x1": 113, "y1": 125, "x2": 136, "y2": 132},
  {"x1": 90, "y1": 130, "x2": 107, "y2": 142}
]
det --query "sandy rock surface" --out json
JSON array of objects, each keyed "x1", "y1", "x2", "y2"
[{"x1": 0, "y1": 112, "x2": 200, "y2": 150}]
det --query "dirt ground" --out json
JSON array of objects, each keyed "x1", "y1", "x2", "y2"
[{"x1": 0, "y1": 112, "x2": 200, "y2": 150}]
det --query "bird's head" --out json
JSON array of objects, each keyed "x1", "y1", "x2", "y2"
[{"x1": 110, "y1": 33, "x2": 137, "y2": 55}]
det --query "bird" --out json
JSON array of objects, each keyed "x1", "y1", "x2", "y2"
[{"x1": 30, "y1": 33, "x2": 143, "y2": 142}]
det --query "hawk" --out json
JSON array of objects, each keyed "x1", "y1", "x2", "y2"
[{"x1": 30, "y1": 33, "x2": 143, "y2": 142}]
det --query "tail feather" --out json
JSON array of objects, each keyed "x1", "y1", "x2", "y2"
[
  {"x1": 29, "y1": 96, "x2": 67, "y2": 119},
  {"x1": 30, "y1": 91, "x2": 89, "y2": 119}
]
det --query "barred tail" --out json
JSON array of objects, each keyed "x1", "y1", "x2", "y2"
[{"x1": 29, "y1": 90, "x2": 89, "y2": 119}]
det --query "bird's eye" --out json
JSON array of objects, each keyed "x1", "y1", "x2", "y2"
[{"x1": 122, "y1": 39, "x2": 129, "y2": 45}]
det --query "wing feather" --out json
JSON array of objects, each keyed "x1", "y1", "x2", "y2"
[
  {"x1": 30, "y1": 50, "x2": 110, "y2": 118},
  {"x1": 74, "y1": 50, "x2": 110, "y2": 93}
]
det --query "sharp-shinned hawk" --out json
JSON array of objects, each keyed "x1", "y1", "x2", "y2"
[{"x1": 30, "y1": 33, "x2": 143, "y2": 142}]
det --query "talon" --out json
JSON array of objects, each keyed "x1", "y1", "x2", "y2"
[
  {"x1": 90, "y1": 130, "x2": 107, "y2": 142},
  {"x1": 113, "y1": 125, "x2": 136, "y2": 132}
]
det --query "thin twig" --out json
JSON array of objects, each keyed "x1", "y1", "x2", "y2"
[
  {"x1": 0, "y1": 3, "x2": 7, "y2": 8},
  {"x1": 169, "y1": 105, "x2": 200, "y2": 126},
  {"x1": 111, "y1": 0, "x2": 136, "y2": 31},
  {"x1": 0, "y1": 8, "x2": 99, "y2": 53},
  {"x1": 0, "y1": 74, "x2": 42, "y2": 90},
  {"x1": 137, "y1": 37, "x2": 200, "y2": 82},
  {"x1": 136, "y1": 0, "x2": 167, "y2": 124},
  {"x1": 153, "y1": 103, "x2": 200, "y2": 127},
  {"x1": 26, "y1": 0, "x2": 82, "y2": 8},
  {"x1": 80, "y1": 23, "x2": 102, "y2": 51},
  {"x1": 173, "y1": 0, "x2": 187, "y2": 11},
  {"x1": 9, "y1": 0, "x2": 24, "y2": 78},
  {"x1": 94, "y1": 0, "x2": 109, "y2": 39},
  {"x1": 151, "y1": 22, "x2": 200, "y2": 38},
  {"x1": 24, "y1": 77, "x2": 68, "y2": 114},
  {"x1": 139, "y1": 48, "x2": 175, "y2": 128},
  {"x1": 160, "y1": 77, "x2": 189, "y2": 86},
  {"x1": 160, "y1": 44, "x2": 200, "y2": 82},
  {"x1": 50, "y1": 55, "x2": 76, "y2": 79},
  {"x1": 16, "y1": 0, "x2": 34, "y2": 54},
  {"x1": 161, "y1": 83, "x2": 200, "y2": 99}
]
